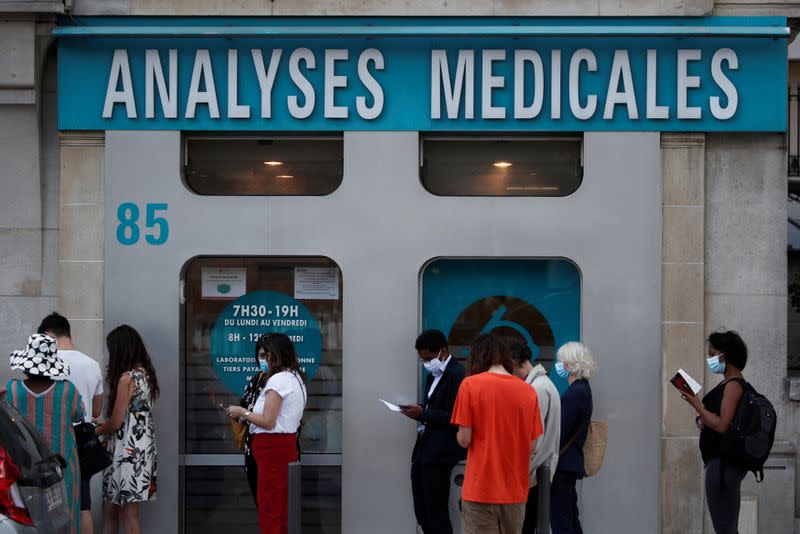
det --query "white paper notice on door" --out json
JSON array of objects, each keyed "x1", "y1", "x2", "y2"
[
  {"x1": 201, "y1": 268, "x2": 247, "y2": 299},
  {"x1": 294, "y1": 267, "x2": 340, "y2": 300}
]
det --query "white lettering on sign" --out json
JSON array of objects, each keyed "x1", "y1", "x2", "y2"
[
  {"x1": 227, "y1": 49, "x2": 251, "y2": 119},
  {"x1": 103, "y1": 49, "x2": 137, "y2": 118},
  {"x1": 569, "y1": 48, "x2": 597, "y2": 121},
  {"x1": 145, "y1": 49, "x2": 177, "y2": 119},
  {"x1": 551, "y1": 50, "x2": 562, "y2": 119},
  {"x1": 288, "y1": 48, "x2": 316, "y2": 119},
  {"x1": 252, "y1": 49, "x2": 283, "y2": 119},
  {"x1": 513, "y1": 50, "x2": 543, "y2": 119},
  {"x1": 677, "y1": 49, "x2": 702, "y2": 120},
  {"x1": 646, "y1": 49, "x2": 669, "y2": 120},
  {"x1": 99, "y1": 46, "x2": 744, "y2": 124},
  {"x1": 356, "y1": 48, "x2": 384, "y2": 120},
  {"x1": 186, "y1": 49, "x2": 220, "y2": 119},
  {"x1": 482, "y1": 49, "x2": 506, "y2": 119},
  {"x1": 710, "y1": 48, "x2": 738, "y2": 120},
  {"x1": 431, "y1": 49, "x2": 474, "y2": 119},
  {"x1": 604, "y1": 50, "x2": 638, "y2": 120},
  {"x1": 325, "y1": 49, "x2": 349, "y2": 119}
]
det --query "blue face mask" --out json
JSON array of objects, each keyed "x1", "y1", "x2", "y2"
[
  {"x1": 258, "y1": 359, "x2": 268, "y2": 373},
  {"x1": 554, "y1": 361, "x2": 570, "y2": 379},
  {"x1": 707, "y1": 354, "x2": 726, "y2": 374}
]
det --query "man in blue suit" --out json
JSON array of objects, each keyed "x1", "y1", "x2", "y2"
[{"x1": 401, "y1": 330, "x2": 467, "y2": 534}]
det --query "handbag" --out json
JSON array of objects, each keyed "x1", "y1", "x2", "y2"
[
  {"x1": 582, "y1": 421, "x2": 608, "y2": 477},
  {"x1": 559, "y1": 417, "x2": 608, "y2": 478},
  {"x1": 72, "y1": 419, "x2": 112, "y2": 478},
  {"x1": 233, "y1": 373, "x2": 266, "y2": 451},
  {"x1": 231, "y1": 419, "x2": 248, "y2": 451}
]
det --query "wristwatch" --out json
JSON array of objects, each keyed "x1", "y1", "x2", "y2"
[{"x1": 243, "y1": 410, "x2": 251, "y2": 420}]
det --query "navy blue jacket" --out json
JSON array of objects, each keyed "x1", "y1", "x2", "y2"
[
  {"x1": 411, "y1": 359, "x2": 467, "y2": 466},
  {"x1": 556, "y1": 379, "x2": 593, "y2": 477}
]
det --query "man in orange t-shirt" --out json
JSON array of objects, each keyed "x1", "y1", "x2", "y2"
[{"x1": 451, "y1": 333, "x2": 543, "y2": 534}]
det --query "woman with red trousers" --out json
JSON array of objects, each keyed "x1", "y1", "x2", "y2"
[{"x1": 227, "y1": 333, "x2": 307, "y2": 534}]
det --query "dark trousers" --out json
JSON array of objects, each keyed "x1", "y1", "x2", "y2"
[
  {"x1": 705, "y1": 457, "x2": 747, "y2": 534},
  {"x1": 521, "y1": 484, "x2": 539, "y2": 534},
  {"x1": 411, "y1": 460, "x2": 455, "y2": 534},
  {"x1": 245, "y1": 452, "x2": 259, "y2": 505},
  {"x1": 550, "y1": 471, "x2": 582, "y2": 534}
]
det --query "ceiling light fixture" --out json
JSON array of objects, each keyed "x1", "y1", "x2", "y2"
[
  {"x1": 276, "y1": 175, "x2": 294, "y2": 179},
  {"x1": 264, "y1": 161, "x2": 283, "y2": 166},
  {"x1": 493, "y1": 161, "x2": 513, "y2": 168}
]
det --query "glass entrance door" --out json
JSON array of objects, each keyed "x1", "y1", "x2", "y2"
[
  {"x1": 421, "y1": 258, "x2": 581, "y2": 392},
  {"x1": 181, "y1": 256, "x2": 343, "y2": 533}
]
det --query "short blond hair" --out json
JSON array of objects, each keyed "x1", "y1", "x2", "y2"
[{"x1": 556, "y1": 341, "x2": 597, "y2": 380}]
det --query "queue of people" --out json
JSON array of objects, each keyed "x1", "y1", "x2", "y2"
[
  {"x1": 401, "y1": 329, "x2": 597, "y2": 534},
  {"x1": 3, "y1": 313, "x2": 158, "y2": 534},
  {"x1": 2, "y1": 311, "x2": 760, "y2": 534}
]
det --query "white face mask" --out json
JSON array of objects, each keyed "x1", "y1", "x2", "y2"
[{"x1": 422, "y1": 351, "x2": 443, "y2": 374}]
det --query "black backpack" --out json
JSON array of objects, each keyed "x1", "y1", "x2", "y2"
[{"x1": 720, "y1": 379, "x2": 776, "y2": 482}]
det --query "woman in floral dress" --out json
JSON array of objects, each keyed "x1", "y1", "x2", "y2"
[{"x1": 95, "y1": 325, "x2": 159, "y2": 534}]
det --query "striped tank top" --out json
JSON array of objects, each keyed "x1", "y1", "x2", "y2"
[{"x1": 6, "y1": 379, "x2": 83, "y2": 534}]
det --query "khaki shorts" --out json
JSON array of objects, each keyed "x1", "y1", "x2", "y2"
[{"x1": 461, "y1": 500, "x2": 526, "y2": 534}]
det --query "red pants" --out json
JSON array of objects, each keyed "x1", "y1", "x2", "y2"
[{"x1": 252, "y1": 433, "x2": 298, "y2": 534}]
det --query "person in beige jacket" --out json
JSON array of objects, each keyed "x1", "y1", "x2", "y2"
[{"x1": 508, "y1": 338, "x2": 562, "y2": 534}]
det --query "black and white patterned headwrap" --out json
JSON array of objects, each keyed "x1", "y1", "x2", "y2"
[{"x1": 9, "y1": 334, "x2": 70, "y2": 378}]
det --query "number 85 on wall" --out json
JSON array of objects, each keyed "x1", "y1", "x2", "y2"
[{"x1": 116, "y1": 202, "x2": 169, "y2": 246}]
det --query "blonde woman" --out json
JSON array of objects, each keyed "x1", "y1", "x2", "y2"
[{"x1": 551, "y1": 342, "x2": 597, "y2": 534}]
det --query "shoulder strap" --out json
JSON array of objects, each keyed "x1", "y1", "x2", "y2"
[
  {"x1": 559, "y1": 414, "x2": 591, "y2": 456},
  {"x1": 292, "y1": 372, "x2": 306, "y2": 405}
]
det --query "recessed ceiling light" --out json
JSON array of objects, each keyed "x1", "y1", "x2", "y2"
[
  {"x1": 276, "y1": 175, "x2": 294, "y2": 179},
  {"x1": 493, "y1": 161, "x2": 513, "y2": 168},
  {"x1": 264, "y1": 161, "x2": 283, "y2": 166}
]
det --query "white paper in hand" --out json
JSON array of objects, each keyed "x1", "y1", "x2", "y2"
[{"x1": 379, "y1": 399, "x2": 402, "y2": 412}]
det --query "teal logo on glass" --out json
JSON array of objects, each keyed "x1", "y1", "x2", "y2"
[
  {"x1": 210, "y1": 290, "x2": 322, "y2": 394},
  {"x1": 217, "y1": 284, "x2": 231, "y2": 294},
  {"x1": 421, "y1": 259, "x2": 580, "y2": 393}
]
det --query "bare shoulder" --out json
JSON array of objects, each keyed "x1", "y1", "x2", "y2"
[
  {"x1": 722, "y1": 380, "x2": 745, "y2": 406},
  {"x1": 724, "y1": 379, "x2": 745, "y2": 393},
  {"x1": 118, "y1": 372, "x2": 133, "y2": 386}
]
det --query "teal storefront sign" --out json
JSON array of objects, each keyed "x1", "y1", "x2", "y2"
[
  {"x1": 210, "y1": 290, "x2": 322, "y2": 394},
  {"x1": 421, "y1": 258, "x2": 581, "y2": 393},
  {"x1": 56, "y1": 17, "x2": 787, "y2": 132}
]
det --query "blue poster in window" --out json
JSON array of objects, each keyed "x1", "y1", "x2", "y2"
[
  {"x1": 210, "y1": 290, "x2": 322, "y2": 395},
  {"x1": 421, "y1": 258, "x2": 581, "y2": 393}
]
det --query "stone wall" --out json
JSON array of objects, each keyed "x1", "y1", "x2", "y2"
[
  {"x1": 66, "y1": 0, "x2": 800, "y2": 16},
  {"x1": 70, "y1": 0, "x2": 716, "y2": 16},
  {"x1": 705, "y1": 134, "x2": 791, "y2": 534},
  {"x1": 0, "y1": 19, "x2": 59, "y2": 378},
  {"x1": 661, "y1": 133, "x2": 707, "y2": 534}
]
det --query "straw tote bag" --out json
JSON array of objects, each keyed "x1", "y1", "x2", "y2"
[
  {"x1": 560, "y1": 419, "x2": 609, "y2": 478},
  {"x1": 582, "y1": 421, "x2": 608, "y2": 477}
]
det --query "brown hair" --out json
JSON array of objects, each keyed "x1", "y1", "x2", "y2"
[
  {"x1": 467, "y1": 333, "x2": 514, "y2": 375},
  {"x1": 105, "y1": 324, "x2": 160, "y2": 417},
  {"x1": 263, "y1": 332, "x2": 307, "y2": 381}
]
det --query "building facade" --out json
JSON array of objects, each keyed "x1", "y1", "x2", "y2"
[{"x1": 0, "y1": 1, "x2": 798, "y2": 533}]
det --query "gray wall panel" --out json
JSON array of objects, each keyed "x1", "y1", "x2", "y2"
[{"x1": 105, "y1": 130, "x2": 661, "y2": 533}]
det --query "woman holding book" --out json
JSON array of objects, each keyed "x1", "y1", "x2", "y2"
[{"x1": 681, "y1": 330, "x2": 747, "y2": 534}]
